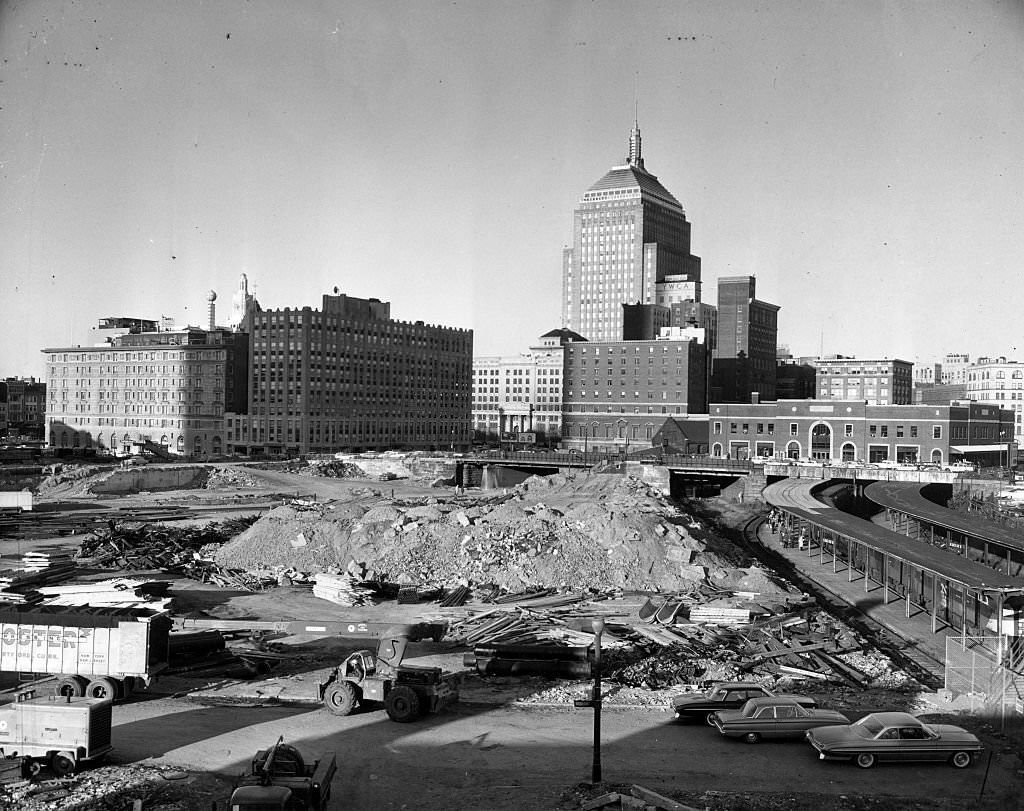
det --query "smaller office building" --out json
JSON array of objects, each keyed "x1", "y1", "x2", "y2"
[
  {"x1": 561, "y1": 332, "x2": 707, "y2": 453},
  {"x1": 815, "y1": 357, "x2": 913, "y2": 405},
  {"x1": 709, "y1": 399, "x2": 1015, "y2": 466},
  {"x1": 471, "y1": 329, "x2": 579, "y2": 446}
]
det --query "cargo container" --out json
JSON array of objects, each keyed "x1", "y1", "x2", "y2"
[
  {"x1": 0, "y1": 694, "x2": 113, "y2": 776},
  {"x1": 0, "y1": 606, "x2": 171, "y2": 700},
  {"x1": 0, "y1": 491, "x2": 32, "y2": 511}
]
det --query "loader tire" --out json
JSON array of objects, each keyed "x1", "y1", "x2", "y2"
[
  {"x1": 323, "y1": 682, "x2": 358, "y2": 716},
  {"x1": 385, "y1": 686, "x2": 421, "y2": 722}
]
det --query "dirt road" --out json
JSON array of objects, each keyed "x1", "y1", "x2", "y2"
[{"x1": 108, "y1": 697, "x2": 1020, "y2": 811}]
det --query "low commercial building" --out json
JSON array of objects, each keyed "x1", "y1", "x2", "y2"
[
  {"x1": 471, "y1": 329, "x2": 578, "y2": 447},
  {"x1": 708, "y1": 399, "x2": 1015, "y2": 466}
]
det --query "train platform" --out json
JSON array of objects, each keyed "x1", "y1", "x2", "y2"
[{"x1": 754, "y1": 520, "x2": 963, "y2": 683}]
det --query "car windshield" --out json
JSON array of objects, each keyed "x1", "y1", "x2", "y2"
[
  {"x1": 853, "y1": 716, "x2": 885, "y2": 737},
  {"x1": 707, "y1": 688, "x2": 728, "y2": 701},
  {"x1": 740, "y1": 701, "x2": 759, "y2": 717}
]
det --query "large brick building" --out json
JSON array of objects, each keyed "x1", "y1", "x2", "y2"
[{"x1": 226, "y1": 292, "x2": 473, "y2": 455}]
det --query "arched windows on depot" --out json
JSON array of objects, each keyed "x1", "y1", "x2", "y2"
[{"x1": 810, "y1": 423, "x2": 831, "y2": 460}]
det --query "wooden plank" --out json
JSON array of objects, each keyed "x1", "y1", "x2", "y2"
[
  {"x1": 581, "y1": 793, "x2": 620, "y2": 811},
  {"x1": 778, "y1": 664, "x2": 831, "y2": 680},
  {"x1": 630, "y1": 784, "x2": 703, "y2": 811},
  {"x1": 743, "y1": 641, "x2": 831, "y2": 664}
]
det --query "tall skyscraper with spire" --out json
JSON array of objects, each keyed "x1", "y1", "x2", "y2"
[{"x1": 561, "y1": 120, "x2": 701, "y2": 342}]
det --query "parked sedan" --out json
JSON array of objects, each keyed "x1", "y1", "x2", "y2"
[
  {"x1": 671, "y1": 682, "x2": 816, "y2": 725},
  {"x1": 712, "y1": 697, "x2": 848, "y2": 743},
  {"x1": 806, "y1": 712, "x2": 983, "y2": 769}
]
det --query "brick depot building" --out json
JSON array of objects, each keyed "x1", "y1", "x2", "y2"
[{"x1": 708, "y1": 399, "x2": 1015, "y2": 466}]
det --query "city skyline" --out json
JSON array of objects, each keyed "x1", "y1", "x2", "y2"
[{"x1": 3, "y1": 1, "x2": 1022, "y2": 378}]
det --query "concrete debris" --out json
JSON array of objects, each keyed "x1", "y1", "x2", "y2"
[{"x1": 213, "y1": 472, "x2": 742, "y2": 593}]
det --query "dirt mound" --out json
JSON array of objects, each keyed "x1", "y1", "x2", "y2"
[{"x1": 214, "y1": 472, "x2": 741, "y2": 593}]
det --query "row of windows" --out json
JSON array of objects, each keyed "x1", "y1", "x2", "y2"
[{"x1": 713, "y1": 422, "x2": 944, "y2": 440}]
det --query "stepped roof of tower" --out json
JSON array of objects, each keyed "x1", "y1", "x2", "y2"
[{"x1": 584, "y1": 164, "x2": 683, "y2": 210}]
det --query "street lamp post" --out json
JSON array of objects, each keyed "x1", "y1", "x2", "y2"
[{"x1": 574, "y1": 617, "x2": 606, "y2": 784}]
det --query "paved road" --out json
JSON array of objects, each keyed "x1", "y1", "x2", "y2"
[{"x1": 109, "y1": 697, "x2": 1018, "y2": 810}]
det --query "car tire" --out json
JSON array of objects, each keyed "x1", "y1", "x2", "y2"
[
  {"x1": 705, "y1": 712, "x2": 717, "y2": 726},
  {"x1": 743, "y1": 732, "x2": 761, "y2": 744},
  {"x1": 950, "y1": 751, "x2": 973, "y2": 769},
  {"x1": 855, "y1": 752, "x2": 876, "y2": 769}
]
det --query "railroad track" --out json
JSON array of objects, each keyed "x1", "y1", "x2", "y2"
[{"x1": 740, "y1": 515, "x2": 945, "y2": 689}]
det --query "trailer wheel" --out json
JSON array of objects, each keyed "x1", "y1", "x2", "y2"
[
  {"x1": 55, "y1": 676, "x2": 85, "y2": 697},
  {"x1": 323, "y1": 682, "x2": 358, "y2": 716},
  {"x1": 85, "y1": 677, "x2": 118, "y2": 700},
  {"x1": 22, "y1": 759, "x2": 42, "y2": 779},
  {"x1": 385, "y1": 686, "x2": 421, "y2": 722},
  {"x1": 50, "y1": 752, "x2": 76, "y2": 777}
]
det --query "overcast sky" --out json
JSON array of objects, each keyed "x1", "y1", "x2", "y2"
[{"x1": 2, "y1": 0, "x2": 1022, "y2": 378}]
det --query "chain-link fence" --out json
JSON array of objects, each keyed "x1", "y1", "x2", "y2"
[{"x1": 945, "y1": 636, "x2": 1023, "y2": 717}]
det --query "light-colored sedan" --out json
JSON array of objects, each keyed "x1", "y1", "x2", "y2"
[
  {"x1": 712, "y1": 697, "x2": 848, "y2": 744},
  {"x1": 806, "y1": 711, "x2": 983, "y2": 769}
]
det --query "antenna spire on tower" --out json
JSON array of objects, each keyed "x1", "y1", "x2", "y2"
[{"x1": 628, "y1": 74, "x2": 644, "y2": 169}]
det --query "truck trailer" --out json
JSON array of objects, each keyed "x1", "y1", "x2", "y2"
[{"x1": 0, "y1": 605, "x2": 171, "y2": 700}]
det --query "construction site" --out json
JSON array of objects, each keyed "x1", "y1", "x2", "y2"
[{"x1": 0, "y1": 454, "x2": 1021, "y2": 811}]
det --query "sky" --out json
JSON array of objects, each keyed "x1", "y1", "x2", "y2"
[{"x1": 2, "y1": 0, "x2": 1023, "y2": 379}]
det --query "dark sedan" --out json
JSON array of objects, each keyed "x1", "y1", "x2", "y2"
[
  {"x1": 806, "y1": 711, "x2": 983, "y2": 769},
  {"x1": 671, "y1": 682, "x2": 816, "y2": 725},
  {"x1": 712, "y1": 696, "x2": 848, "y2": 743}
]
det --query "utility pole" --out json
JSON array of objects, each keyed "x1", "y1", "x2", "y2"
[{"x1": 573, "y1": 618, "x2": 606, "y2": 783}]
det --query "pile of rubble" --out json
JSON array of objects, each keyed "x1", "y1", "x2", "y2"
[
  {"x1": 213, "y1": 472, "x2": 742, "y2": 593},
  {"x1": 300, "y1": 460, "x2": 365, "y2": 478},
  {"x1": 1, "y1": 764, "x2": 226, "y2": 811},
  {"x1": 203, "y1": 465, "x2": 261, "y2": 489}
]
